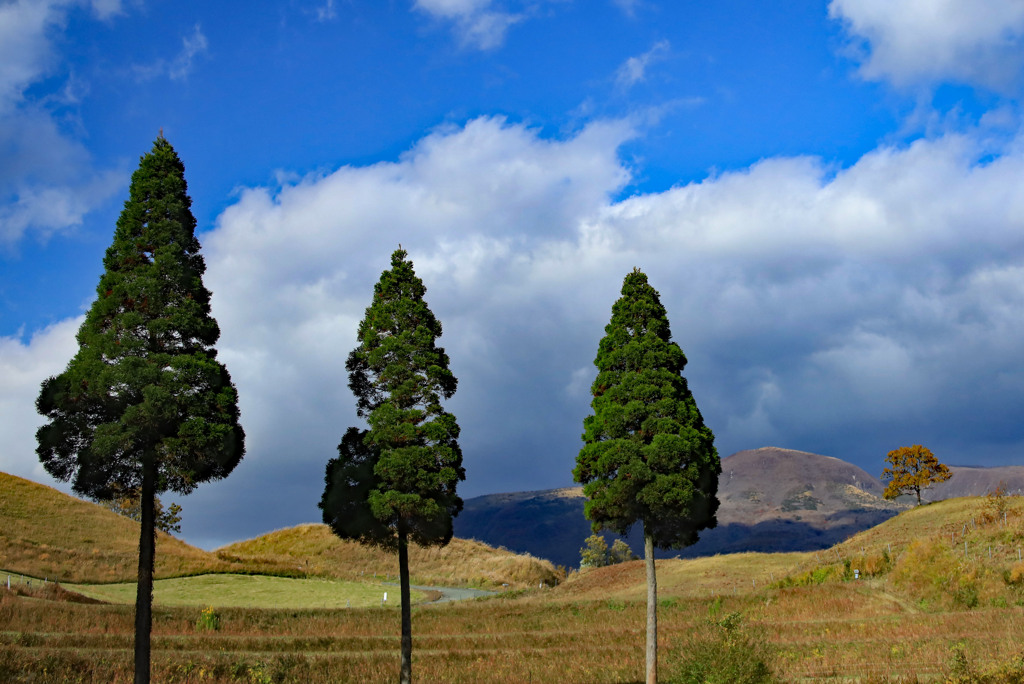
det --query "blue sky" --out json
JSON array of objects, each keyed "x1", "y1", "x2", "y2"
[{"x1": 3, "y1": 0, "x2": 1024, "y2": 549}]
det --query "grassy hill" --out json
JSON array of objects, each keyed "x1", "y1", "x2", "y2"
[
  {"x1": 217, "y1": 523, "x2": 560, "y2": 589},
  {"x1": 559, "y1": 492, "x2": 1024, "y2": 612},
  {"x1": 5, "y1": 468, "x2": 1024, "y2": 682},
  {"x1": 0, "y1": 472, "x2": 242, "y2": 583},
  {"x1": 0, "y1": 471, "x2": 558, "y2": 590}
]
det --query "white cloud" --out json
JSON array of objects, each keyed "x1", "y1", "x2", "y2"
[
  {"x1": 8, "y1": 111, "x2": 1024, "y2": 539},
  {"x1": 611, "y1": 0, "x2": 640, "y2": 18},
  {"x1": 89, "y1": 0, "x2": 122, "y2": 20},
  {"x1": 0, "y1": 0, "x2": 65, "y2": 112},
  {"x1": 830, "y1": 0, "x2": 1024, "y2": 91},
  {"x1": 135, "y1": 24, "x2": 209, "y2": 82},
  {"x1": 615, "y1": 40, "x2": 669, "y2": 89},
  {"x1": 413, "y1": 0, "x2": 522, "y2": 50},
  {"x1": 314, "y1": 0, "x2": 336, "y2": 22},
  {"x1": 0, "y1": 318, "x2": 81, "y2": 485},
  {"x1": 180, "y1": 112, "x2": 1024, "y2": 528},
  {"x1": 0, "y1": 170, "x2": 123, "y2": 244},
  {"x1": 169, "y1": 24, "x2": 208, "y2": 81},
  {"x1": 0, "y1": 1, "x2": 127, "y2": 246}
]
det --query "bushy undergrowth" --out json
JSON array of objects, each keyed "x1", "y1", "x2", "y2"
[
  {"x1": 668, "y1": 612, "x2": 779, "y2": 684},
  {"x1": 945, "y1": 642, "x2": 1024, "y2": 683},
  {"x1": 890, "y1": 539, "x2": 994, "y2": 610}
]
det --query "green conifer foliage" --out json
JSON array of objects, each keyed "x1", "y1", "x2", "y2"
[
  {"x1": 321, "y1": 248, "x2": 463, "y2": 684},
  {"x1": 574, "y1": 268, "x2": 720, "y2": 684},
  {"x1": 35, "y1": 137, "x2": 244, "y2": 684}
]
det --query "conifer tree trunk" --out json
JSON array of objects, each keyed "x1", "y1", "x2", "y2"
[
  {"x1": 398, "y1": 522, "x2": 413, "y2": 684},
  {"x1": 645, "y1": 530, "x2": 657, "y2": 684},
  {"x1": 134, "y1": 451, "x2": 156, "y2": 684}
]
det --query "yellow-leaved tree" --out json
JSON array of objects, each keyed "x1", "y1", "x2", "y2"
[{"x1": 881, "y1": 445, "x2": 951, "y2": 505}]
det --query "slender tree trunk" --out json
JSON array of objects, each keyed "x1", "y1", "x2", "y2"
[
  {"x1": 134, "y1": 452, "x2": 156, "y2": 684},
  {"x1": 398, "y1": 522, "x2": 412, "y2": 684},
  {"x1": 645, "y1": 528, "x2": 657, "y2": 684}
]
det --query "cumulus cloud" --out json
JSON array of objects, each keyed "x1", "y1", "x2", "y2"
[
  {"x1": 413, "y1": 0, "x2": 523, "y2": 50},
  {"x1": 0, "y1": 318, "x2": 81, "y2": 485},
  {"x1": 830, "y1": 0, "x2": 1024, "y2": 91},
  {"x1": 5, "y1": 109, "x2": 1024, "y2": 545},
  {"x1": 88, "y1": 113, "x2": 1012, "y2": 545},
  {"x1": 615, "y1": 40, "x2": 670, "y2": 89},
  {"x1": 7, "y1": 106, "x2": 1024, "y2": 547}
]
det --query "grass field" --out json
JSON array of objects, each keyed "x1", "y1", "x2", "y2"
[
  {"x1": 3, "y1": 567, "x2": 1024, "y2": 682},
  {"x1": 63, "y1": 573, "x2": 427, "y2": 609},
  {"x1": 5, "y1": 470, "x2": 1024, "y2": 682}
]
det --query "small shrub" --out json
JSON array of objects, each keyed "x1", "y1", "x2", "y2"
[
  {"x1": 708, "y1": 595, "x2": 723, "y2": 618},
  {"x1": 668, "y1": 612, "x2": 778, "y2": 684},
  {"x1": 952, "y1": 580, "x2": 980, "y2": 609},
  {"x1": 605, "y1": 599, "x2": 626, "y2": 611},
  {"x1": 195, "y1": 605, "x2": 221, "y2": 632},
  {"x1": 1004, "y1": 563, "x2": 1024, "y2": 586},
  {"x1": 246, "y1": 660, "x2": 272, "y2": 684},
  {"x1": 945, "y1": 641, "x2": 977, "y2": 684},
  {"x1": 811, "y1": 565, "x2": 836, "y2": 584}
]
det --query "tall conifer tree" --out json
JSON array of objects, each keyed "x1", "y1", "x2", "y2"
[
  {"x1": 574, "y1": 268, "x2": 719, "y2": 684},
  {"x1": 320, "y1": 248, "x2": 463, "y2": 684},
  {"x1": 36, "y1": 136, "x2": 244, "y2": 684}
]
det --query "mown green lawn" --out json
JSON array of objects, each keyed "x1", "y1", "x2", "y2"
[{"x1": 65, "y1": 573, "x2": 423, "y2": 609}]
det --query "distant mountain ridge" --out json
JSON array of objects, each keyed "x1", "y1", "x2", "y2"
[{"x1": 453, "y1": 447, "x2": 1022, "y2": 568}]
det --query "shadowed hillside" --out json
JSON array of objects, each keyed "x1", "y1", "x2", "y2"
[
  {"x1": 697, "y1": 446, "x2": 907, "y2": 555},
  {"x1": 456, "y1": 447, "x2": 909, "y2": 567}
]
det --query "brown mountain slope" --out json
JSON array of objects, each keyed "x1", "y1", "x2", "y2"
[
  {"x1": 925, "y1": 465, "x2": 1024, "y2": 500},
  {"x1": 454, "y1": 447, "x2": 909, "y2": 567},
  {"x1": 717, "y1": 446, "x2": 903, "y2": 525}
]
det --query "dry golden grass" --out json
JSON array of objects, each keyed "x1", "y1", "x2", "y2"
[
  {"x1": 778, "y1": 495, "x2": 1024, "y2": 612},
  {"x1": 559, "y1": 551, "x2": 810, "y2": 602},
  {"x1": 0, "y1": 471, "x2": 559, "y2": 590},
  {"x1": 4, "y1": 577, "x2": 1024, "y2": 683},
  {"x1": 0, "y1": 472, "x2": 247, "y2": 583},
  {"x1": 217, "y1": 523, "x2": 560, "y2": 589},
  {"x1": 6, "y1": 472, "x2": 1024, "y2": 682}
]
